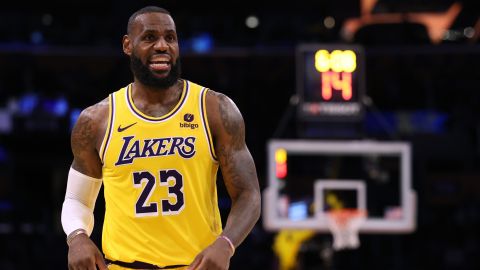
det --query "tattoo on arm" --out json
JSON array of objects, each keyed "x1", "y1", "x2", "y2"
[
  {"x1": 217, "y1": 93, "x2": 245, "y2": 150},
  {"x1": 215, "y1": 93, "x2": 257, "y2": 199},
  {"x1": 72, "y1": 114, "x2": 95, "y2": 153},
  {"x1": 211, "y1": 92, "x2": 261, "y2": 245},
  {"x1": 71, "y1": 106, "x2": 102, "y2": 176}
]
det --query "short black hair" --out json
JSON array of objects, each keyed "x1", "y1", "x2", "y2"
[{"x1": 127, "y1": 6, "x2": 171, "y2": 34}]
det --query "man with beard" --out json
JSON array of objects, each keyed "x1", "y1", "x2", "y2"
[{"x1": 61, "y1": 6, "x2": 261, "y2": 270}]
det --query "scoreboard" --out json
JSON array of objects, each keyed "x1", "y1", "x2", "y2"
[{"x1": 296, "y1": 44, "x2": 365, "y2": 122}]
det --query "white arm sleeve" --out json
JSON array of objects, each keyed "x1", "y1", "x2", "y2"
[{"x1": 61, "y1": 167, "x2": 102, "y2": 236}]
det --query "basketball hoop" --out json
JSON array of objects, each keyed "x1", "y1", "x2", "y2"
[{"x1": 325, "y1": 209, "x2": 366, "y2": 251}]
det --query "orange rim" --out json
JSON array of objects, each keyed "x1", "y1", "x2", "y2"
[{"x1": 326, "y1": 209, "x2": 367, "y2": 226}]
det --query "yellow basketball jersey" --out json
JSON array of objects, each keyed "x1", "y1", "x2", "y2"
[{"x1": 98, "y1": 80, "x2": 221, "y2": 267}]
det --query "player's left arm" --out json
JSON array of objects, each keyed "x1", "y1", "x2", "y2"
[
  {"x1": 212, "y1": 90, "x2": 261, "y2": 248},
  {"x1": 188, "y1": 90, "x2": 261, "y2": 270}
]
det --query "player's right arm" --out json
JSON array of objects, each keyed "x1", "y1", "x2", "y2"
[{"x1": 62, "y1": 99, "x2": 109, "y2": 270}]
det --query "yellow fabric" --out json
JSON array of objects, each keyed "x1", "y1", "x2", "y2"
[
  {"x1": 272, "y1": 230, "x2": 315, "y2": 270},
  {"x1": 107, "y1": 264, "x2": 189, "y2": 270},
  {"x1": 100, "y1": 80, "x2": 221, "y2": 267}
]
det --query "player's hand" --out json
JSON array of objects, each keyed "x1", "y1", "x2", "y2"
[
  {"x1": 67, "y1": 234, "x2": 108, "y2": 270},
  {"x1": 187, "y1": 238, "x2": 234, "y2": 270}
]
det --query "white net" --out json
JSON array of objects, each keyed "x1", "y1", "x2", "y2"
[{"x1": 326, "y1": 209, "x2": 366, "y2": 251}]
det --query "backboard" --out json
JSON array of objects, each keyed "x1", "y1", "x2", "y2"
[{"x1": 263, "y1": 139, "x2": 416, "y2": 233}]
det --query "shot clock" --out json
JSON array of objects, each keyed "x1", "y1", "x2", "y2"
[{"x1": 296, "y1": 44, "x2": 365, "y2": 122}]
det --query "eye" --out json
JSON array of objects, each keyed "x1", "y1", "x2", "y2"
[
  {"x1": 165, "y1": 34, "x2": 176, "y2": 43},
  {"x1": 144, "y1": 34, "x2": 156, "y2": 41}
]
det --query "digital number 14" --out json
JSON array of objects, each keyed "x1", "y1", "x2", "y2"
[{"x1": 321, "y1": 71, "x2": 352, "y2": 101}]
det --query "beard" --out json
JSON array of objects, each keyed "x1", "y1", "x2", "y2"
[{"x1": 130, "y1": 52, "x2": 181, "y2": 89}]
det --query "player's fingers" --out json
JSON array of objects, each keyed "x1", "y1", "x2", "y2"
[
  {"x1": 95, "y1": 252, "x2": 108, "y2": 270},
  {"x1": 69, "y1": 258, "x2": 95, "y2": 270},
  {"x1": 187, "y1": 254, "x2": 203, "y2": 270},
  {"x1": 191, "y1": 258, "x2": 208, "y2": 270},
  {"x1": 86, "y1": 259, "x2": 98, "y2": 270}
]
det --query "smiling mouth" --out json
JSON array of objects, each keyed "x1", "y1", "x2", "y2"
[{"x1": 149, "y1": 61, "x2": 170, "y2": 72}]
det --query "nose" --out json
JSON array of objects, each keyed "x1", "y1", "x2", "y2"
[{"x1": 153, "y1": 37, "x2": 168, "y2": 51}]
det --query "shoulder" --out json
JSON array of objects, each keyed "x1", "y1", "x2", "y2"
[
  {"x1": 77, "y1": 97, "x2": 110, "y2": 130},
  {"x1": 81, "y1": 97, "x2": 109, "y2": 118},
  {"x1": 205, "y1": 89, "x2": 244, "y2": 138},
  {"x1": 71, "y1": 97, "x2": 110, "y2": 149}
]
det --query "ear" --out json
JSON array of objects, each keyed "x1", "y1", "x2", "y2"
[{"x1": 122, "y1": 35, "x2": 132, "y2": 56}]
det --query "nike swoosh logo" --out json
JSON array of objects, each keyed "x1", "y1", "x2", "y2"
[{"x1": 117, "y1": 122, "x2": 137, "y2": 132}]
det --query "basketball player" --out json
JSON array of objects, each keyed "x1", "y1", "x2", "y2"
[{"x1": 61, "y1": 6, "x2": 261, "y2": 270}]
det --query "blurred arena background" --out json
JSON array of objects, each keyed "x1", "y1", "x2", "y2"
[{"x1": 0, "y1": 0, "x2": 479, "y2": 269}]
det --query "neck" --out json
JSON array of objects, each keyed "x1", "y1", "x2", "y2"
[
  {"x1": 132, "y1": 79, "x2": 183, "y2": 104},
  {"x1": 129, "y1": 79, "x2": 184, "y2": 118}
]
